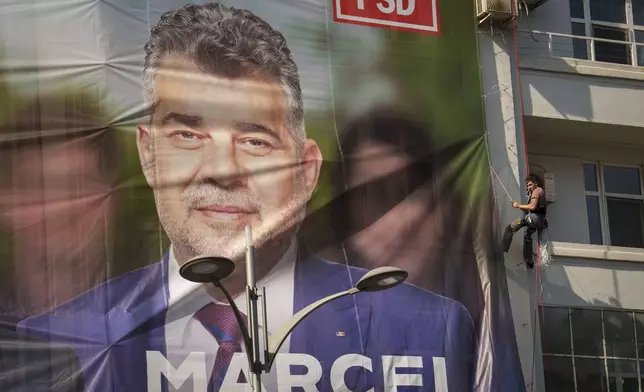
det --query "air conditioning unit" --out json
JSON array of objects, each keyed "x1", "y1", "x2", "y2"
[{"x1": 477, "y1": 0, "x2": 516, "y2": 25}]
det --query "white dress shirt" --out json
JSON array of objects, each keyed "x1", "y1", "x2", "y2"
[{"x1": 164, "y1": 240, "x2": 297, "y2": 391}]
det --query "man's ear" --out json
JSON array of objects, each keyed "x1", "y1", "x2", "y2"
[
  {"x1": 301, "y1": 139, "x2": 323, "y2": 201},
  {"x1": 137, "y1": 124, "x2": 156, "y2": 188}
]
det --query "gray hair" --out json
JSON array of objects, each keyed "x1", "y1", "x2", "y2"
[{"x1": 142, "y1": 2, "x2": 305, "y2": 148}]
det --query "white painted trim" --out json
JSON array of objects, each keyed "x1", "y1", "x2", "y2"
[
  {"x1": 519, "y1": 54, "x2": 644, "y2": 80},
  {"x1": 552, "y1": 241, "x2": 644, "y2": 262},
  {"x1": 335, "y1": 0, "x2": 439, "y2": 32}
]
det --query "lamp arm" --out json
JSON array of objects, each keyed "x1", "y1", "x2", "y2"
[
  {"x1": 212, "y1": 279, "x2": 254, "y2": 371},
  {"x1": 263, "y1": 287, "x2": 359, "y2": 372}
]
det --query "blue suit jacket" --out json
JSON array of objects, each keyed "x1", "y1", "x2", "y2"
[{"x1": 17, "y1": 249, "x2": 476, "y2": 391}]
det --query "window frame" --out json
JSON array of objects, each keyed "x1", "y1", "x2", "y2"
[
  {"x1": 570, "y1": 0, "x2": 644, "y2": 65},
  {"x1": 541, "y1": 305, "x2": 644, "y2": 392},
  {"x1": 583, "y1": 161, "x2": 644, "y2": 247}
]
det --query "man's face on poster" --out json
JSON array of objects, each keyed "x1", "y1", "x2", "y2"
[{"x1": 138, "y1": 54, "x2": 321, "y2": 264}]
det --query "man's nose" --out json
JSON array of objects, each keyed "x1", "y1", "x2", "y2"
[{"x1": 199, "y1": 138, "x2": 244, "y2": 187}]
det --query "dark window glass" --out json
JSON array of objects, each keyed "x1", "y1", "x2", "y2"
[
  {"x1": 634, "y1": 0, "x2": 644, "y2": 26},
  {"x1": 606, "y1": 198, "x2": 644, "y2": 248},
  {"x1": 603, "y1": 166, "x2": 641, "y2": 195},
  {"x1": 604, "y1": 311, "x2": 636, "y2": 358},
  {"x1": 576, "y1": 357, "x2": 608, "y2": 392},
  {"x1": 584, "y1": 163, "x2": 598, "y2": 192},
  {"x1": 590, "y1": 0, "x2": 626, "y2": 23},
  {"x1": 572, "y1": 22, "x2": 589, "y2": 59},
  {"x1": 570, "y1": 0, "x2": 585, "y2": 18},
  {"x1": 592, "y1": 27, "x2": 628, "y2": 64},
  {"x1": 635, "y1": 313, "x2": 644, "y2": 358},
  {"x1": 571, "y1": 308, "x2": 603, "y2": 356},
  {"x1": 541, "y1": 307, "x2": 572, "y2": 355},
  {"x1": 543, "y1": 356, "x2": 575, "y2": 392},
  {"x1": 586, "y1": 196, "x2": 603, "y2": 245},
  {"x1": 593, "y1": 25, "x2": 630, "y2": 65},
  {"x1": 607, "y1": 360, "x2": 639, "y2": 392},
  {"x1": 636, "y1": 30, "x2": 644, "y2": 67}
]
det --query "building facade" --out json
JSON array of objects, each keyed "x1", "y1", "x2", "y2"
[{"x1": 480, "y1": 0, "x2": 644, "y2": 391}]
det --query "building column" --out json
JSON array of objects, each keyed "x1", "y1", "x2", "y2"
[{"x1": 478, "y1": 30, "x2": 545, "y2": 392}]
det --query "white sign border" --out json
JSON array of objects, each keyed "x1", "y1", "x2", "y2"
[{"x1": 334, "y1": 0, "x2": 439, "y2": 33}]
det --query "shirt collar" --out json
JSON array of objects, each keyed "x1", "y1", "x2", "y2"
[{"x1": 166, "y1": 240, "x2": 297, "y2": 337}]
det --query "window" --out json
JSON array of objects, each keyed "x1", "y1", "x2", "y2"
[
  {"x1": 541, "y1": 306, "x2": 644, "y2": 392},
  {"x1": 593, "y1": 25, "x2": 630, "y2": 64},
  {"x1": 635, "y1": 0, "x2": 644, "y2": 25},
  {"x1": 589, "y1": 0, "x2": 626, "y2": 23},
  {"x1": 572, "y1": 22, "x2": 589, "y2": 59},
  {"x1": 583, "y1": 163, "x2": 644, "y2": 248},
  {"x1": 569, "y1": 0, "x2": 644, "y2": 66},
  {"x1": 636, "y1": 30, "x2": 644, "y2": 66}
]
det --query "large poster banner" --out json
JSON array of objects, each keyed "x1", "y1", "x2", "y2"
[{"x1": 0, "y1": 1, "x2": 525, "y2": 391}]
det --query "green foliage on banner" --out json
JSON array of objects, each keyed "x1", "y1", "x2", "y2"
[
  {"x1": 289, "y1": 2, "x2": 490, "y2": 220},
  {"x1": 445, "y1": 138, "x2": 492, "y2": 212}
]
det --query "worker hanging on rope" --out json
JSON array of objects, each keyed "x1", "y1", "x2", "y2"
[{"x1": 502, "y1": 173, "x2": 548, "y2": 269}]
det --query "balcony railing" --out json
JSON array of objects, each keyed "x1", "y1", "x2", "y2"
[{"x1": 517, "y1": 29, "x2": 644, "y2": 68}]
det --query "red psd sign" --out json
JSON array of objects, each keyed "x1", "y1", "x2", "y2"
[{"x1": 333, "y1": 0, "x2": 440, "y2": 34}]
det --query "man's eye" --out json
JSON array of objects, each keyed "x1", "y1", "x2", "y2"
[
  {"x1": 177, "y1": 131, "x2": 196, "y2": 139},
  {"x1": 169, "y1": 131, "x2": 205, "y2": 150},
  {"x1": 239, "y1": 138, "x2": 272, "y2": 156},
  {"x1": 247, "y1": 139, "x2": 267, "y2": 147}
]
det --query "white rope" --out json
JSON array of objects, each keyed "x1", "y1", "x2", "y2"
[{"x1": 490, "y1": 166, "x2": 513, "y2": 201}]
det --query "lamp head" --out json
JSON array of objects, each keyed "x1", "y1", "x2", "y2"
[
  {"x1": 179, "y1": 255, "x2": 236, "y2": 283},
  {"x1": 355, "y1": 267, "x2": 408, "y2": 292}
]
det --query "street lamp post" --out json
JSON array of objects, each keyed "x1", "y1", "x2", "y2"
[{"x1": 179, "y1": 226, "x2": 408, "y2": 392}]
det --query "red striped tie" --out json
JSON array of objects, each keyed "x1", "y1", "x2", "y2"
[{"x1": 194, "y1": 303, "x2": 248, "y2": 390}]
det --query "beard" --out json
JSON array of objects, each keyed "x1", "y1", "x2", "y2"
[{"x1": 155, "y1": 174, "x2": 308, "y2": 267}]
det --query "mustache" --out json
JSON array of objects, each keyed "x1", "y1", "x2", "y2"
[{"x1": 180, "y1": 184, "x2": 262, "y2": 211}]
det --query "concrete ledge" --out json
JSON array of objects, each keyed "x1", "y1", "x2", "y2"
[
  {"x1": 552, "y1": 241, "x2": 644, "y2": 263},
  {"x1": 520, "y1": 55, "x2": 644, "y2": 82}
]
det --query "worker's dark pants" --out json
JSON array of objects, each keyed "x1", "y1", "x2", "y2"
[{"x1": 502, "y1": 213, "x2": 546, "y2": 265}]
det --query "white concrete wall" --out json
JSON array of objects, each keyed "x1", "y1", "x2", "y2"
[
  {"x1": 479, "y1": 29, "x2": 539, "y2": 392},
  {"x1": 528, "y1": 130, "x2": 644, "y2": 164},
  {"x1": 522, "y1": 70, "x2": 644, "y2": 127},
  {"x1": 517, "y1": 0, "x2": 572, "y2": 33},
  {"x1": 542, "y1": 258, "x2": 644, "y2": 311},
  {"x1": 517, "y1": 0, "x2": 574, "y2": 60}
]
